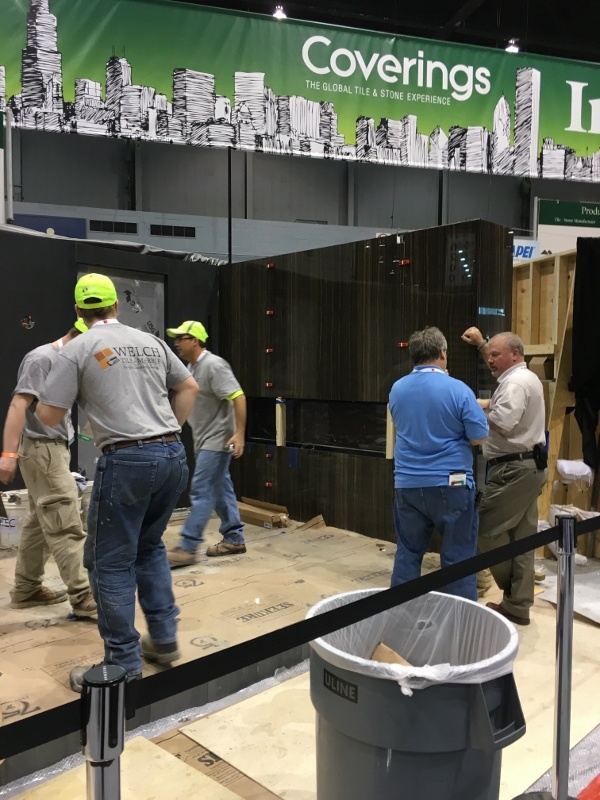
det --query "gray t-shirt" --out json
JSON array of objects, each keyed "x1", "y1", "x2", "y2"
[
  {"x1": 41, "y1": 321, "x2": 190, "y2": 450},
  {"x1": 188, "y1": 351, "x2": 243, "y2": 452},
  {"x1": 15, "y1": 343, "x2": 71, "y2": 441}
]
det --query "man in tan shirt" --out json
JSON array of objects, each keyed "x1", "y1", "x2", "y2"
[{"x1": 462, "y1": 328, "x2": 547, "y2": 625}]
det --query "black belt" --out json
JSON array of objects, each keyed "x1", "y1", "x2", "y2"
[
  {"x1": 488, "y1": 451, "x2": 535, "y2": 467},
  {"x1": 103, "y1": 433, "x2": 180, "y2": 454}
]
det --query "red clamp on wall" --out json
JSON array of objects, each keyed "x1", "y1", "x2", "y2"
[
  {"x1": 265, "y1": 381, "x2": 274, "y2": 387},
  {"x1": 398, "y1": 342, "x2": 409, "y2": 348},
  {"x1": 266, "y1": 310, "x2": 275, "y2": 316},
  {"x1": 393, "y1": 259, "x2": 411, "y2": 266},
  {"x1": 266, "y1": 263, "x2": 275, "y2": 269},
  {"x1": 265, "y1": 347, "x2": 274, "y2": 353},
  {"x1": 265, "y1": 453, "x2": 273, "y2": 459},
  {"x1": 264, "y1": 481, "x2": 273, "y2": 488}
]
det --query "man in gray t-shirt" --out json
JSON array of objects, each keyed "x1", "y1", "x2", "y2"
[
  {"x1": 0, "y1": 321, "x2": 96, "y2": 618},
  {"x1": 37, "y1": 273, "x2": 198, "y2": 692},
  {"x1": 165, "y1": 320, "x2": 247, "y2": 566}
]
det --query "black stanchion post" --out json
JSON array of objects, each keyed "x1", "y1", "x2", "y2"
[
  {"x1": 513, "y1": 514, "x2": 577, "y2": 800},
  {"x1": 81, "y1": 665, "x2": 127, "y2": 800}
]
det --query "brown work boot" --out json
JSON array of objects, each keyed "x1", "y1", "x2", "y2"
[
  {"x1": 486, "y1": 601, "x2": 530, "y2": 626},
  {"x1": 10, "y1": 586, "x2": 68, "y2": 609},
  {"x1": 167, "y1": 546, "x2": 198, "y2": 568},
  {"x1": 71, "y1": 591, "x2": 98, "y2": 619},
  {"x1": 206, "y1": 540, "x2": 247, "y2": 557},
  {"x1": 141, "y1": 634, "x2": 181, "y2": 665}
]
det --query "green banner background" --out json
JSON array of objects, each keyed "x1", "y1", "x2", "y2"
[
  {"x1": 538, "y1": 199, "x2": 600, "y2": 227},
  {"x1": 2, "y1": 0, "x2": 600, "y2": 176}
]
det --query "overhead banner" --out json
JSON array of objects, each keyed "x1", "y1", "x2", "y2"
[
  {"x1": 537, "y1": 199, "x2": 600, "y2": 253},
  {"x1": 2, "y1": 0, "x2": 600, "y2": 180}
]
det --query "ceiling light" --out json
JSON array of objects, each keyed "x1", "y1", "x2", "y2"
[
  {"x1": 273, "y1": 4, "x2": 287, "y2": 19},
  {"x1": 505, "y1": 38, "x2": 519, "y2": 53}
]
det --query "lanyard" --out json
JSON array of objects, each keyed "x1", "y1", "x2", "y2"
[{"x1": 411, "y1": 366, "x2": 445, "y2": 375}]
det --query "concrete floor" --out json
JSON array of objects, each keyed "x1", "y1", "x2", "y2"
[{"x1": 1, "y1": 516, "x2": 599, "y2": 799}]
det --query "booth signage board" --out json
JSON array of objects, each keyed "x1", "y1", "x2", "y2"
[
  {"x1": 2, "y1": 1, "x2": 600, "y2": 180},
  {"x1": 537, "y1": 199, "x2": 600, "y2": 253},
  {"x1": 512, "y1": 237, "x2": 540, "y2": 262}
]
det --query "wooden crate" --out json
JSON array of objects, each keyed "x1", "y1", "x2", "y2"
[
  {"x1": 512, "y1": 250, "x2": 576, "y2": 366},
  {"x1": 512, "y1": 249, "x2": 599, "y2": 553}
]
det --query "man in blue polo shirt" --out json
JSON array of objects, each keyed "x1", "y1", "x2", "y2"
[{"x1": 389, "y1": 326, "x2": 488, "y2": 600}]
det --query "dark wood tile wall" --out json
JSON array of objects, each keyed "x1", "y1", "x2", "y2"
[
  {"x1": 222, "y1": 219, "x2": 512, "y2": 538},
  {"x1": 230, "y1": 443, "x2": 396, "y2": 541}
]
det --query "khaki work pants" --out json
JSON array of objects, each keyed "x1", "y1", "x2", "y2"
[
  {"x1": 10, "y1": 437, "x2": 89, "y2": 605},
  {"x1": 478, "y1": 459, "x2": 547, "y2": 619}
]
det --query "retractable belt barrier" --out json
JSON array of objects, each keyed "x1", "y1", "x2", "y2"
[{"x1": 1, "y1": 515, "x2": 598, "y2": 760}]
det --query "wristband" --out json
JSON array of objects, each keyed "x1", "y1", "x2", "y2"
[
  {"x1": 477, "y1": 337, "x2": 489, "y2": 351},
  {"x1": 1, "y1": 452, "x2": 19, "y2": 459}
]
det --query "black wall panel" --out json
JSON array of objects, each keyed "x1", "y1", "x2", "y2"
[
  {"x1": 0, "y1": 229, "x2": 219, "y2": 495},
  {"x1": 231, "y1": 443, "x2": 395, "y2": 541},
  {"x1": 220, "y1": 220, "x2": 511, "y2": 403},
  {"x1": 223, "y1": 219, "x2": 512, "y2": 538},
  {"x1": 0, "y1": 232, "x2": 76, "y2": 451}
]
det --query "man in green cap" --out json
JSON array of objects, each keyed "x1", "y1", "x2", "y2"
[
  {"x1": 0, "y1": 322, "x2": 96, "y2": 619},
  {"x1": 165, "y1": 320, "x2": 247, "y2": 566},
  {"x1": 37, "y1": 274, "x2": 199, "y2": 691}
]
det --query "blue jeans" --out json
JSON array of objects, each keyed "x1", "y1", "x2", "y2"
[
  {"x1": 84, "y1": 441, "x2": 188, "y2": 675},
  {"x1": 390, "y1": 486, "x2": 478, "y2": 601},
  {"x1": 180, "y1": 449, "x2": 245, "y2": 552}
]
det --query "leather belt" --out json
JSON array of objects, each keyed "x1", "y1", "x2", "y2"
[
  {"x1": 103, "y1": 433, "x2": 180, "y2": 454},
  {"x1": 488, "y1": 451, "x2": 535, "y2": 467}
]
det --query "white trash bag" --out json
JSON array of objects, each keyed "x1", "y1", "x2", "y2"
[{"x1": 307, "y1": 589, "x2": 519, "y2": 696}]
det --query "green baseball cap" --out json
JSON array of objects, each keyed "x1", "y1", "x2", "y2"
[
  {"x1": 75, "y1": 273, "x2": 118, "y2": 309},
  {"x1": 74, "y1": 318, "x2": 88, "y2": 333},
  {"x1": 166, "y1": 320, "x2": 209, "y2": 342}
]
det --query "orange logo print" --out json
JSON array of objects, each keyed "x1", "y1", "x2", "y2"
[{"x1": 94, "y1": 348, "x2": 120, "y2": 369}]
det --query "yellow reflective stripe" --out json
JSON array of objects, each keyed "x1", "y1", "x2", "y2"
[{"x1": 226, "y1": 390, "x2": 244, "y2": 401}]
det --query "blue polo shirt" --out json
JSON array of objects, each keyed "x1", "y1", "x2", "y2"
[{"x1": 389, "y1": 366, "x2": 488, "y2": 488}]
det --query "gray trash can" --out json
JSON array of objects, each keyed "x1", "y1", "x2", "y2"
[{"x1": 306, "y1": 590, "x2": 525, "y2": 800}]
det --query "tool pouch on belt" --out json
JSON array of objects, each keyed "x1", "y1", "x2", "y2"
[{"x1": 532, "y1": 443, "x2": 548, "y2": 470}]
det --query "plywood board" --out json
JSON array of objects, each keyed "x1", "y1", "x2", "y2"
[
  {"x1": 153, "y1": 730, "x2": 282, "y2": 800},
  {"x1": 182, "y1": 673, "x2": 316, "y2": 800},
  {"x1": 15, "y1": 736, "x2": 242, "y2": 799}
]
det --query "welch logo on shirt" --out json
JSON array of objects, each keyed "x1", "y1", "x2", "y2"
[
  {"x1": 94, "y1": 344, "x2": 162, "y2": 370},
  {"x1": 94, "y1": 348, "x2": 120, "y2": 369}
]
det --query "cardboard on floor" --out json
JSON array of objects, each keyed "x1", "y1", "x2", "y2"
[{"x1": 0, "y1": 516, "x2": 395, "y2": 726}]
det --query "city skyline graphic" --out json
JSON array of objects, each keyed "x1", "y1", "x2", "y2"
[{"x1": 1, "y1": 0, "x2": 599, "y2": 181}]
